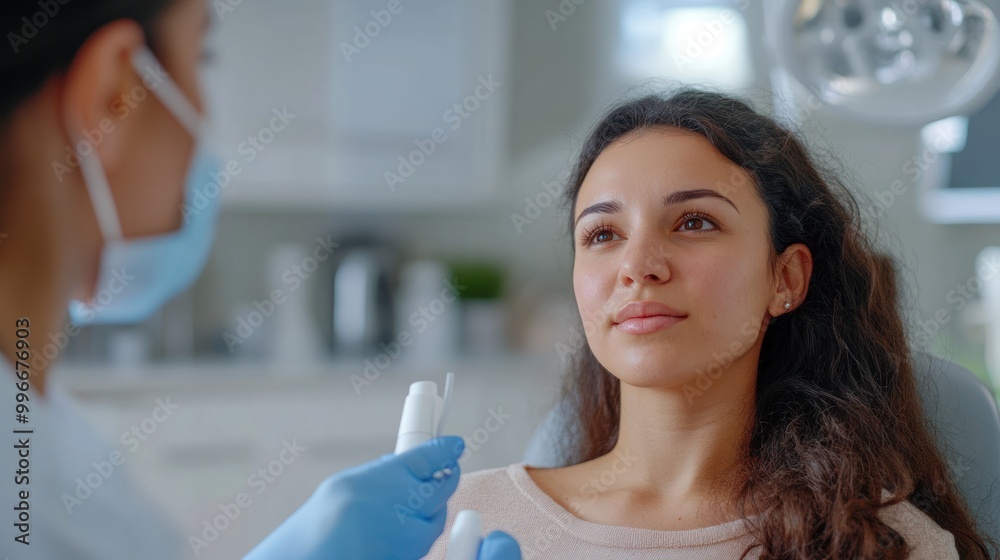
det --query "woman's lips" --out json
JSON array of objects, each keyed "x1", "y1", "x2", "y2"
[
  {"x1": 614, "y1": 315, "x2": 686, "y2": 334},
  {"x1": 612, "y1": 300, "x2": 687, "y2": 334}
]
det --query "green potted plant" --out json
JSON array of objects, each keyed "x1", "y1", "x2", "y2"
[{"x1": 448, "y1": 261, "x2": 506, "y2": 355}]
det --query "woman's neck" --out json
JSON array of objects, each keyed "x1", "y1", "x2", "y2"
[
  {"x1": 0, "y1": 186, "x2": 66, "y2": 398},
  {"x1": 614, "y1": 388, "x2": 752, "y2": 493},
  {"x1": 0, "y1": 90, "x2": 99, "y2": 398},
  {"x1": 595, "y1": 352, "x2": 759, "y2": 525}
]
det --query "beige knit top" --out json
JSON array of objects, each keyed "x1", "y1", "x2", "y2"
[{"x1": 425, "y1": 463, "x2": 960, "y2": 559}]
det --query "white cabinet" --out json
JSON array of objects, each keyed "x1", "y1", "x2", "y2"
[{"x1": 204, "y1": 0, "x2": 510, "y2": 211}]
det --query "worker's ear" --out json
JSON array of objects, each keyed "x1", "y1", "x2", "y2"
[
  {"x1": 59, "y1": 19, "x2": 146, "y2": 172},
  {"x1": 770, "y1": 242, "x2": 812, "y2": 316}
]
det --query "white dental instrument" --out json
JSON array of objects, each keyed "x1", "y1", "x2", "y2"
[
  {"x1": 446, "y1": 510, "x2": 483, "y2": 560},
  {"x1": 394, "y1": 372, "x2": 483, "y2": 559},
  {"x1": 395, "y1": 372, "x2": 455, "y2": 454}
]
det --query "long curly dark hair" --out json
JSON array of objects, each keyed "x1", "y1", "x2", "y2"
[{"x1": 556, "y1": 88, "x2": 997, "y2": 559}]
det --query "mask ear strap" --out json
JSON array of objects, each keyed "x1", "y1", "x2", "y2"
[
  {"x1": 63, "y1": 94, "x2": 122, "y2": 242},
  {"x1": 76, "y1": 146, "x2": 123, "y2": 243},
  {"x1": 130, "y1": 47, "x2": 203, "y2": 137},
  {"x1": 68, "y1": 47, "x2": 204, "y2": 246}
]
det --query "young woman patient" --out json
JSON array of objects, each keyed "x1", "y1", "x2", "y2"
[{"x1": 426, "y1": 89, "x2": 996, "y2": 559}]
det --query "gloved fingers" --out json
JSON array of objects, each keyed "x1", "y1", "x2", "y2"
[
  {"x1": 399, "y1": 463, "x2": 461, "y2": 520},
  {"x1": 396, "y1": 436, "x2": 465, "y2": 480},
  {"x1": 393, "y1": 502, "x2": 449, "y2": 553},
  {"x1": 478, "y1": 531, "x2": 522, "y2": 560}
]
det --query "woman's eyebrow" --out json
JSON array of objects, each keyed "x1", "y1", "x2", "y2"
[
  {"x1": 664, "y1": 188, "x2": 740, "y2": 214},
  {"x1": 575, "y1": 188, "x2": 740, "y2": 228},
  {"x1": 574, "y1": 200, "x2": 622, "y2": 228}
]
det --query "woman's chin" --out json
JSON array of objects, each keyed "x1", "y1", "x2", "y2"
[{"x1": 607, "y1": 359, "x2": 699, "y2": 390}]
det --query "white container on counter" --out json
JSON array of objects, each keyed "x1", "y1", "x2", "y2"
[{"x1": 395, "y1": 260, "x2": 461, "y2": 361}]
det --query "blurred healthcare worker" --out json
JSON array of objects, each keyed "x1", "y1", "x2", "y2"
[{"x1": 0, "y1": 0, "x2": 521, "y2": 558}]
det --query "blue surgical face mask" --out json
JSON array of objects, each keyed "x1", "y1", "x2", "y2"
[{"x1": 69, "y1": 47, "x2": 221, "y2": 326}]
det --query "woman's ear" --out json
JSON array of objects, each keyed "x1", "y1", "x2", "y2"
[
  {"x1": 771, "y1": 243, "x2": 813, "y2": 316},
  {"x1": 59, "y1": 18, "x2": 145, "y2": 172}
]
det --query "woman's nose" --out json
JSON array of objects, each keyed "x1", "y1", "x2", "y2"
[{"x1": 618, "y1": 236, "x2": 671, "y2": 287}]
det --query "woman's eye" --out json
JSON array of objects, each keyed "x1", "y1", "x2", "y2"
[
  {"x1": 679, "y1": 214, "x2": 718, "y2": 232},
  {"x1": 580, "y1": 226, "x2": 619, "y2": 246},
  {"x1": 593, "y1": 230, "x2": 615, "y2": 243}
]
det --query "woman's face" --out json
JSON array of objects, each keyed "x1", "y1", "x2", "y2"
[{"x1": 572, "y1": 127, "x2": 780, "y2": 389}]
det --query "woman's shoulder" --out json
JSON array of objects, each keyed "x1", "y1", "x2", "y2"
[
  {"x1": 459, "y1": 464, "x2": 516, "y2": 483},
  {"x1": 427, "y1": 464, "x2": 543, "y2": 559},
  {"x1": 877, "y1": 491, "x2": 959, "y2": 560},
  {"x1": 449, "y1": 464, "x2": 523, "y2": 509}
]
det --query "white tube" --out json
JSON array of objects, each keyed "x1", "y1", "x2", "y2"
[
  {"x1": 394, "y1": 381, "x2": 442, "y2": 454},
  {"x1": 446, "y1": 510, "x2": 483, "y2": 560},
  {"x1": 436, "y1": 372, "x2": 455, "y2": 437}
]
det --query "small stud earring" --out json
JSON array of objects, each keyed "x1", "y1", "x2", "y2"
[{"x1": 784, "y1": 301, "x2": 791, "y2": 310}]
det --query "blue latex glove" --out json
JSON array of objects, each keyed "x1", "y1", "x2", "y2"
[
  {"x1": 479, "y1": 531, "x2": 522, "y2": 560},
  {"x1": 243, "y1": 435, "x2": 465, "y2": 560}
]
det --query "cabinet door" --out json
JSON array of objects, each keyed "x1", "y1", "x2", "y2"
[{"x1": 205, "y1": 0, "x2": 509, "y2": 211}]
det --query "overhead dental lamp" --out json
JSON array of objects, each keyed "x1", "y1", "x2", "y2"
[{"x1": 771, "y1": 0, "x2": 1000, "y2": 125}]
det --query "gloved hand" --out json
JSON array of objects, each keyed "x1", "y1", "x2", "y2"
[
  {"x1": 244, "y1": 435, "x2": 465, "y2": 560},
  {"x1": 478, "y1": 530, "x2": 522, "y2": 560}
]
